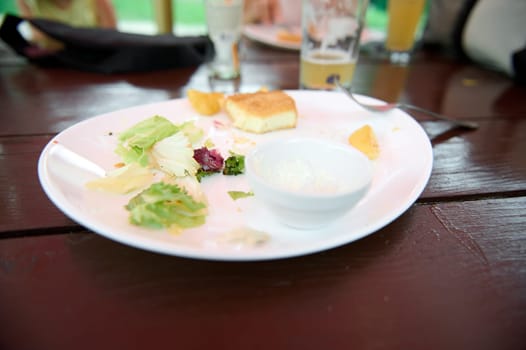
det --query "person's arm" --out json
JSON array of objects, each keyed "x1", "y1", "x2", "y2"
[
  {"x1": 94, "y1": 0, "x2": 117, "y2": 28},
  {"x1": 244, "y1": 0, "x2": 281, "y2": 24},
  {"x1": 16, "y1": 0, "x2": 34, "y2": 17}
]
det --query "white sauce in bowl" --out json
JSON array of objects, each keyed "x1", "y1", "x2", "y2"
[{"x1": 256, "y1": 158, "x2": 346, "y2": 194}]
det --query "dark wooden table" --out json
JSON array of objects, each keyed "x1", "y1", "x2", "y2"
[{"x1": 1, "y1": 37, "x2": 525, "y2": 350}]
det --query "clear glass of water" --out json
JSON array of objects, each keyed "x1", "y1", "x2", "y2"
[{"x1": 205, "y1": 0, "x2": 244, "y2": 79}]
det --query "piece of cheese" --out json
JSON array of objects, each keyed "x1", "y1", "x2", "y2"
[{"x1": 348, "y1": 125, "x2": 380, "y2": 160}]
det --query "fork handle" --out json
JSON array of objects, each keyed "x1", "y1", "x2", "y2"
[{"x1": 401, "y1": 104, "x2": 479, "y2": 129}]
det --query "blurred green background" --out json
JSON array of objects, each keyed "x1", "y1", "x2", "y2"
[
  {"x1": 0, "y1": 0, "x2": 206, "y2": 27},
  {"x1": 0, "y1": 0, "x2": 390, "y2": 33}
]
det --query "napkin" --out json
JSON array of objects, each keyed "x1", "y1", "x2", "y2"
[{"x1": 0, "y1": 14, "x2": 214, "y2": 73}]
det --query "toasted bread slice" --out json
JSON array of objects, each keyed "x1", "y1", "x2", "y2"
[{"x1": 224, "y1": 90, "x2": 298, "y2": 133}]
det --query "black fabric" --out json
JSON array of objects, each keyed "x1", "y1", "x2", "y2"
[
  {"x1": 451, "y1": 0, "x2": 479, "y2": 58},
  {"x1": 512, "y1": 47, "x2": 526, "y2": 85},
  {"x1": 0, "y1": 14, "x2": 214, "y2": 73}
]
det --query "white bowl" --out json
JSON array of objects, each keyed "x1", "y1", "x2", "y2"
[{"x1": 245, "y1": 138, "x2": 373, "y2": 229}]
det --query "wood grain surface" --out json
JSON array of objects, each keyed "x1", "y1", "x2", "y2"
[{"x1": 1, "y1": 198, "x2": 525, "y2": 350}]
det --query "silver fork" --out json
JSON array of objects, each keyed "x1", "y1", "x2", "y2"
[{"x1": 335, "y1": 80, "x2": 479, "y2": 129}]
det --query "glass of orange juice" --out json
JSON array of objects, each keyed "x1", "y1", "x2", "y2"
[{"x1": 385, "y1": 0, "x2": 426, "y2": 64}]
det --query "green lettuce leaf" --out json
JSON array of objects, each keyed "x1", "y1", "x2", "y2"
[
  {"x1": 126, "y1": 182, "x2": 207, "y2": 231},
  {"x1": 150, "y1": 132, "x2": 200, "y2": 177},
  {"x1": 227, "y1": 191, "x2": 254, "y2": 200},
  {"x1": 179, "y1": 121, "x2": 205, "y2": 146},
  {"x1": 116, "y1": 115, "x2": 179, "y2": 166},
  {"x1": 223, "y1": 152, "x2": 245, "y2": 175}
]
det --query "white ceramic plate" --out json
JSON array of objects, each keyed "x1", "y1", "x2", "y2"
[
  {"x1": 243, "y1": 25, "x2": 386, "y2": 51},
  {"x1": 38, "y1": 90, "x2": 433, "y2": 261}
]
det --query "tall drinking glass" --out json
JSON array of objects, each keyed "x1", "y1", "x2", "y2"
[
  {"x1": 300, "y1": 0, "x2": 369, "y2": 90},
  {"x1": 205, "y1": 0, "x2": 244, "y2": 79},
  {"x1": 385, "y1": 0, "x2": 426, "y2": 64}
]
